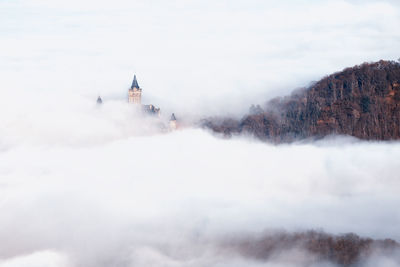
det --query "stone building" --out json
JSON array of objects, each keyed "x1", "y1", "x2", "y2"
[
  {"x1": 128, "y1": 75, "x2": 160, "y2": 116},
  {"x1": 96, "y1": 75, "x2": 177, "y2": 129},
  {"x1": 128, "y1": 75, "x2": 142, "y2": 104}
]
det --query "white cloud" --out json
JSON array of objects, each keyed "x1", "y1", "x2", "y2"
[
  {"x1": 0, "y1": 251, "x2": 70, "y2": 267},
  {"x1": 1, "y1": 0, "x2": 400, "y2": 116},
  {"x1": 1, "y1": 124, "x2": 400, "y2": 266},
  {"x1": 1, "y1": 0, "x2": 400, "y2": 266}
]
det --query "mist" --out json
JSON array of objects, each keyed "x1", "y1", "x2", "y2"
[
  {"x1": 2, "y1": 0, "x2": 400, "y2": 116},
  {"x1": 2, "y1": 0, "x2": 400, "y2": 266},
  {"x1": 1, "y1": 96, "x2": 400, "y2": 266}
]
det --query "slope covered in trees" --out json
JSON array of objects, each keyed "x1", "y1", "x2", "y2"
[
  {"x1": 203, "y1": 60, "x2": 400, "y2": 142},
  {"x1": 221, "y1": 231, "x2": 399, "y2": 266}
]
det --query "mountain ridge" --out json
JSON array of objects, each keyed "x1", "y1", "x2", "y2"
[{"x1": 203, "y1": 60, "x2": 400, "y2": 142}]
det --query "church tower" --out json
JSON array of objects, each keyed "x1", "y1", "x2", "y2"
[{"x1": 128, "y1": 75, "x2": 142, "y2": 104}]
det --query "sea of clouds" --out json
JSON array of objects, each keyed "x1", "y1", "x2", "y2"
[
  {"x1": 1, "y1": 0, "x2": 400, "y2": 266},
  {"x1": 1, "y1": 96, "x2": 400, "y2": 266}
]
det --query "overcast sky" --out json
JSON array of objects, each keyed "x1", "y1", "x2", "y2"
[{"x1": 1, "y1": 0, "x2": 400, "y2": 115}]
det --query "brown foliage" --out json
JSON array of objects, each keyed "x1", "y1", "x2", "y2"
[
  {"x1": 221, "y1": 230, "x2": 399, "y2": 266},
  {"x1": 203, "y1": 60, "x2": 400, "y2": 142}
]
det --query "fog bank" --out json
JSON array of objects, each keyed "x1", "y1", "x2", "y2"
[
  {"x1": 1, "y1": 122, "x2": 400, "y2": 266},
  {"x1": 1, "y1": 0, "x2": 400, "y2": 266}
]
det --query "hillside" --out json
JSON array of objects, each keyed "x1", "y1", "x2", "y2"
[
  {"x1": 203, "y1": 60, "x2": 400, "y2": 142},
  {"x1": 222, "y1": 231, "x2": 399, "y2": 266}
]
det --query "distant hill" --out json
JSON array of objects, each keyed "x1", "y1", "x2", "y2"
[
  {"x1": 221, "y1": 231, "x2": 399, "y2": 266},
  {"x1": 203, "y1": 60, "x2": 400, "y2": 142}
]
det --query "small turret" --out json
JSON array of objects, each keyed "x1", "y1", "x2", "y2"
[
  {"x1": 131, "y1": 75, "x2": 139, "y2": 89},
  {"x1": 169, "y1": 113, "x2": 177, "y2": 130},
  {"x1": 97, "y1": 96, "x2": 103, "y2": 104}
]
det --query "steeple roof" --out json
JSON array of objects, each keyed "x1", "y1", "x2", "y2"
[
  {"x1": 131, "y1": 75, "x2": 139, "y2": 89},
  {"x1": 170, "y1": 113, "x2": 176, "y2": 121}
]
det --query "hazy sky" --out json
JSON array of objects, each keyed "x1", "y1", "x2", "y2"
[
  {"x1": 1, "y1": 0, "x2": 400, "y2": 115},
  {"x1": 1, "y1": 1, "x2": 400, "y2": 266}
]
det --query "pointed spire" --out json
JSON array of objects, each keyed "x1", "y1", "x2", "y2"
[
  {"x1": 131, "y1": 75, "x2": 139, "y2": 89},
  {"x1": 97, "y1": 96, "x2": 103, "y2": 104},
  {"x1": 170, "y1": 113, "x2": 176, "y2": 121}
]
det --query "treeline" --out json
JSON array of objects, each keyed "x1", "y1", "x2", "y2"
[
  {"x1": 221, "y1": 230, "x2": 399, "y2": 266},
  {"x1": 203, "y1": 60, "x2": 400, "y2": 142}
]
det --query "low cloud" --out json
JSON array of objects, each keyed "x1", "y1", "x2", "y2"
[
  {"x1": 1, "y1": 0, "x2": 400, "y2": 266},
  {"x1": 1, "y1": 94, "x2": 400, "y2": 266}
]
